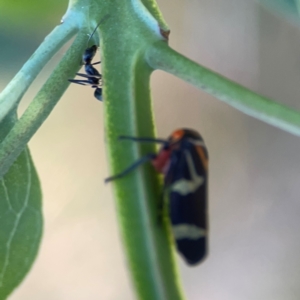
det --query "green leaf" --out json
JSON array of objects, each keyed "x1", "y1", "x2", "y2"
[{"x1": 0, "y1": 113, "x2": 42, "y2": 299}]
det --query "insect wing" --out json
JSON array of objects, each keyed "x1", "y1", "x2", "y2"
[{"x1": 167, "y1": 141, "x2": 208, "y2": 265}]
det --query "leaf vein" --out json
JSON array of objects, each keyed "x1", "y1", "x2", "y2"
[
  {"x1": 0, "y1": 150, "x2": 32, "y2": 286},
  {"x1": 0, "y1": 179, "x2": 17, "y2": 214}
]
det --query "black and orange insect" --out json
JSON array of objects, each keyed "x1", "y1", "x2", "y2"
[{"x1": 106, "y1": 128, "x2": 209, "y2": 265}]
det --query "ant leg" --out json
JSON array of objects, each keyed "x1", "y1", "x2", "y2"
[{"x1": 68, "y1": 79, "x2": 92, "y2": 86}]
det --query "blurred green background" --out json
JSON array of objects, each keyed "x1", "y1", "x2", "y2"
[{"x1": 1, "y1": 1, "x2": 300, "y2": 299}]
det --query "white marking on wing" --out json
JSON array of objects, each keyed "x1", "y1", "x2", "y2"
[
  {"x1": 186, "y1": 139, "x2": 206, "y2": 148},
  {"x1": 171, "y1": 150, "x2": 204, "y2": 195},
  {"x1": 172, "y1": 224, "x2": 206, "y2": 240}
]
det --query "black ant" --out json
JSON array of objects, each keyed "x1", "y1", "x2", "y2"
[{"x1": 69, "y1": 15, "x2": 109, "y2": 101}]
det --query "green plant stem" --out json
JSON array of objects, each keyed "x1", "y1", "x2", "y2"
[
  {"x1": 140, "y1": 0, "x2": 169, "y2": 32},
  {"x1": 0, "y1": 19, "x2": 78, "y2": 123},
  {"x1": 146, "y1": 41, "x2": 300, "y2": 137},
  {"x1": 0, "y1": 32, "x2": 86, "y2": 178},
  {"x1": 100, "y1": 3, "x2": 184, "y2": 298},
  {"x1": 104, "y1": 61, "x2": 184, "y2": 299}
]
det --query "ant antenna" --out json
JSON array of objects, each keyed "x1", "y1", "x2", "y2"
[{"x1": 87, "y1": 14, "x2": 110, "y2": 46}]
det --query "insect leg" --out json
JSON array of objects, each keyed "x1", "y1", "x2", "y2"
[
  {"x1": 119, "y1": 136, "x2": 168, "y2": 144},
  {"x1": 68, "y1": 79, "x2": 92, "y2": 86},
  {"x1": 105, "y1": 153, "x2": 156, "y2": 183}
]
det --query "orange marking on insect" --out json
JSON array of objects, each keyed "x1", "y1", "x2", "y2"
[
  {"x1": 196, "y1": 146, "x2": 208, "y2": 172},
  {"x1": 171, "y1": 129, "x2": 185, "y2": 142}
]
